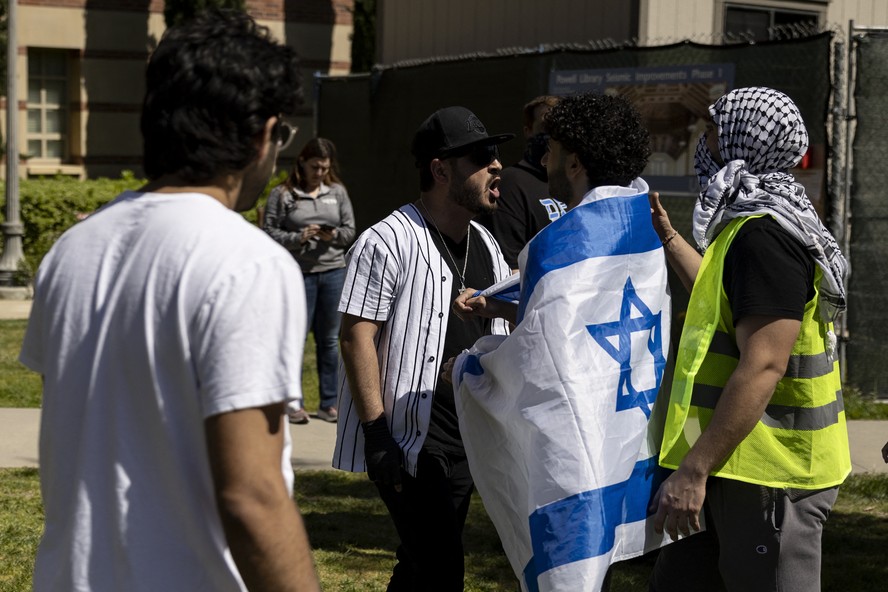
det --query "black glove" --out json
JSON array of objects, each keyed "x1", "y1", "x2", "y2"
[{"x1": 362, "y1": 416, "x2": 403, "y2": 490}]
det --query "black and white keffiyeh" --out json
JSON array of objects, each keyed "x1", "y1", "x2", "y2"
[{"x1": 693, "y1": 86, "x2": 848, "y2": 322}]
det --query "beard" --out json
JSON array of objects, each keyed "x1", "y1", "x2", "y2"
[
  {"x1": 547, "y1": 165, "x2": 573, "y2": 205},
  {"x1": 449, "y1": 172, "x2": 496, "y2": 216}
]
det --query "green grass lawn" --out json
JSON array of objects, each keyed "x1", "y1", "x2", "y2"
[
  {"x1": 0, "y1": 321, "x2": 41, "y2": 408},
  {"x1": 0, "y1": 319, "x2": 322, "y2": 411},
  {"x1": 2, "y1": 318, "x2": 888, "y2": 589},
  {"x1": 1, "y1": 468, "x2": 886, "y2": 591},
  {"x1": 5, "y1": 317, "x2": 888, "y2": 417}
]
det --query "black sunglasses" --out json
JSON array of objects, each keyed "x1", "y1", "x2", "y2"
[
  {"x1": 273, "y1": 119, "x2": 297, "y2": 151},
  {"x1": 446, "y1": 143, "x2": 500, "y2": 168}
]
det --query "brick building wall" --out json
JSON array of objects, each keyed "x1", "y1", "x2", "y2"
[{"x1": 2, "y1": 0, "x2": 353, "y2": 178}]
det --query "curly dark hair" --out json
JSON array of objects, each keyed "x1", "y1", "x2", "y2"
[
  {"x1": 544, "y1": 93, "x2": 651, "y2": 188},
  {"x1": 141, "y1": 10, "x2": 303, "y2": 183}
]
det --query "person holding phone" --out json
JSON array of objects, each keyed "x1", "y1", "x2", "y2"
[{"x1": 264, "y1": 137, "x2": 356, "y2": 423}]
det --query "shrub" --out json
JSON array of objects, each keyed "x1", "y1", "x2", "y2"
[
  {"x1": 0, "y1": 170, "x2": 287, "y2": 281},
  {"x1": 0, "y1": 172, "x2": 145, "y2": 280},
  {"x1": 843, "y1": 385, "x2": 888, "y2": 420}
]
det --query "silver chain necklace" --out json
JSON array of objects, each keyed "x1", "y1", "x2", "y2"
[{"x1": 419, "y1": 197, "x2": 471, "y2": 293}]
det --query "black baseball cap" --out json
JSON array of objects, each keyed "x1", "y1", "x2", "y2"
[{"x1": 411, "y1": 106, "x2": 515, "y2": 166}]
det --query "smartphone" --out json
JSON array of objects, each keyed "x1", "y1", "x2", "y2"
[{"x1": 320, "y1": 224, "x2": 335, "y2": 232}]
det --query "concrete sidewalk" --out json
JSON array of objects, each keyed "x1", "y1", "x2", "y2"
[
  {"x1": 0, "y1": 407, "x2": 338, "y2": 471},
  {"x1": 0, "y1": 298, "x2": 339, "y2": 471},
  {"x1": 0, "y1": 299, "x2": 32, "y2": 320},
  {"x1": 2, "y1": 407, "x2": 886, "y2": 474},
  {"x1": 3, "y1": 298, "x2": 886, "y2": 474}
]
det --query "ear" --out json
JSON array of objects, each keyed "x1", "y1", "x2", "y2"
[
  {"x1": 430, "y1": 158, "x2": 450, "y2": 185},
  {"x1": 565, "y1": 152, "x2": 585, "y2": 182},
  {"x1": 255, "y1": 117, "x2": 277, "y2": 162}
]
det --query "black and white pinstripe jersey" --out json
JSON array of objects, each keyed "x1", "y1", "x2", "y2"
[{"x1": 332, "y1": 204, "x2": 511, "y2": 476}]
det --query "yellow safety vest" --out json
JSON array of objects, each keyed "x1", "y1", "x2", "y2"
[{"x1": 659, "y1": 216, "x2": 850, "y2": 489}]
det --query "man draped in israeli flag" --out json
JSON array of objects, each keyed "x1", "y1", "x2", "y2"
[{"x1": 450, "y1": 93, "x2": 679, "y2": 591}]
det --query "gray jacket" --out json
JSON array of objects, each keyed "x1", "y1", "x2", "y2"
[{"x1": 263, "y1": 183, "x2": 356, "y2": 274}]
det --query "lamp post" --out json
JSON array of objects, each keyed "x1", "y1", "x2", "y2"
[{"x1": 0, "y1": 0, "x2": 24, "y2": 289}]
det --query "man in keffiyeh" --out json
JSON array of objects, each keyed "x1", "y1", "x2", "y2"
[{"x1": 648, "y1": 87, "x2": 851, "y2": 592}]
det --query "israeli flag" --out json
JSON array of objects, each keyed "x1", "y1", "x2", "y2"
[
  {"x1": 453, "y1": 180, "x2": 675, "y2": 592},
  {"x1": 473, "y1": 273, "x2": 521, "y2": 305}
]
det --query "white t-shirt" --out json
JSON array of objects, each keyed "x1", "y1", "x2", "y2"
[{"x1": 20, "y1": 191, "x2": 306, "y2": 592}]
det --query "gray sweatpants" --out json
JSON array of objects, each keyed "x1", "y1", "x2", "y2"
[{"x1": 649, "y1": 476, "x2": 838, "y2": 592}]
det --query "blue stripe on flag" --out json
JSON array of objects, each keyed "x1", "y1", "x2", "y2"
[
  {"x1": 522, "y1": 456, "x2": 664, "y2": 587},
  {"x1": 523, "y1": 558, "x2": 541, "y2": 592},
  {"x1": 491, "y1": 283, "x2": 521, "y2": 304},
  {"x1": 458, "y1": 354, "x2": 485, "y2": 383},
  {"x1": 518, "y1": 193, "x2": 659, "y2": 322}
]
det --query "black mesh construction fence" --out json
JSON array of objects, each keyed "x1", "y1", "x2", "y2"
[
  {"x1": 318, "y1": 33, "x2": 832, "y2": 232},
  {"x1": 316, "y1": 32, "x2": 833, "y2": 356},
  {"x1": 847, "y1": 31, "x2": 888, "y2": 397}
]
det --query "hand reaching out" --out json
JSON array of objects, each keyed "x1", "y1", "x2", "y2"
[
  {"x1": 452, "y1": 288, "x2": 488, "y2": 321},
  {"x1": 648, "y1": 190, "x2": 701, "y2": 291},
  {"x1": 452, "y1": 288, "x2": 518, "y2": 325},
  {"x1": 649, "y1": 192, "x2": 677, "y2": 244}
]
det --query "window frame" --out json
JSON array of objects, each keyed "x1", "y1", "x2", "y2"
[
  {"x1": 26, "y1": 48, "x2": 70, "y2": 163},
  {"x1": 723, "y1": 1, "x2": 823, "y2": 41}
]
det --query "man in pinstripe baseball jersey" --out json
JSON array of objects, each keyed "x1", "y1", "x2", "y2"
[{"x1": 333, "y1": 107, "x2": 514, "y2": 591}]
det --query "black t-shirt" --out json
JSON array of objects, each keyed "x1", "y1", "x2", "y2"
[
  {"x1": 422, "y1": 223, "x2": 494, "y2": 453},
  {"x1": 477, "y1": 160, "x2": 563, "y2": 269},
  {"x1": 722, "y1": 216, "x2": 815, "y2": 324}
]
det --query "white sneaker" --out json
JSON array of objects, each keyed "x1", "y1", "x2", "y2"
[{"x1": 287, "y1": 408, "x2": 310, "y2": 424}]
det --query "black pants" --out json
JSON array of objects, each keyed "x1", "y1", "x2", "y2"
[{"x1": 375, "y1": 446, "x2": 474, "y2": 592}]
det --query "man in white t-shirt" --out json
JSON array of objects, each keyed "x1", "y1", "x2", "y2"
[{"x1": 19, "y1": 12, "x2": 319, "y2": 592}]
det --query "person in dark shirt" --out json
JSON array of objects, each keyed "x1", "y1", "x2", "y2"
[
  {"x1": 477, "y1": 95, "x2": 565, "y2": 270},
  {"x1": 649, "y1": 87, "x2": 850, "y2": 592}
]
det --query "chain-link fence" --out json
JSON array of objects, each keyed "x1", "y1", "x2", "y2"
[
  {"x1": 845, "y1": 27, "x2": 888, "y2": 396},
  {"x1": 316, "y1": 32, "x2": 833, "y2": 340},
  {"x1": 317, "y1": 33, "x2": 832, "y2": 230},
  {"x1": 316, "y1": 27, "x2": 888, "y2": 397}
]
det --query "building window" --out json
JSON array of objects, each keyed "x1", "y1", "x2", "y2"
[
  {"x1": 27, "y1": 49, "x2": 68, "y2": 161},
  {"x1": 724, "y1": 4, "x2": 819, "y2": 42}
]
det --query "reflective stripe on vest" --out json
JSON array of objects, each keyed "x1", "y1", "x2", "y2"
[
  {"x1": 692, "y1": 329, "x2": 845, "y2": 431},
  {"x1": 659, "y1": 215, "x2": 851, "y2": 489}
]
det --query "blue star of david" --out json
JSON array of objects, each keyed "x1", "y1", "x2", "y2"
[{"x1": 585, "y1": 277, "x2": 665, "y2": 418}]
